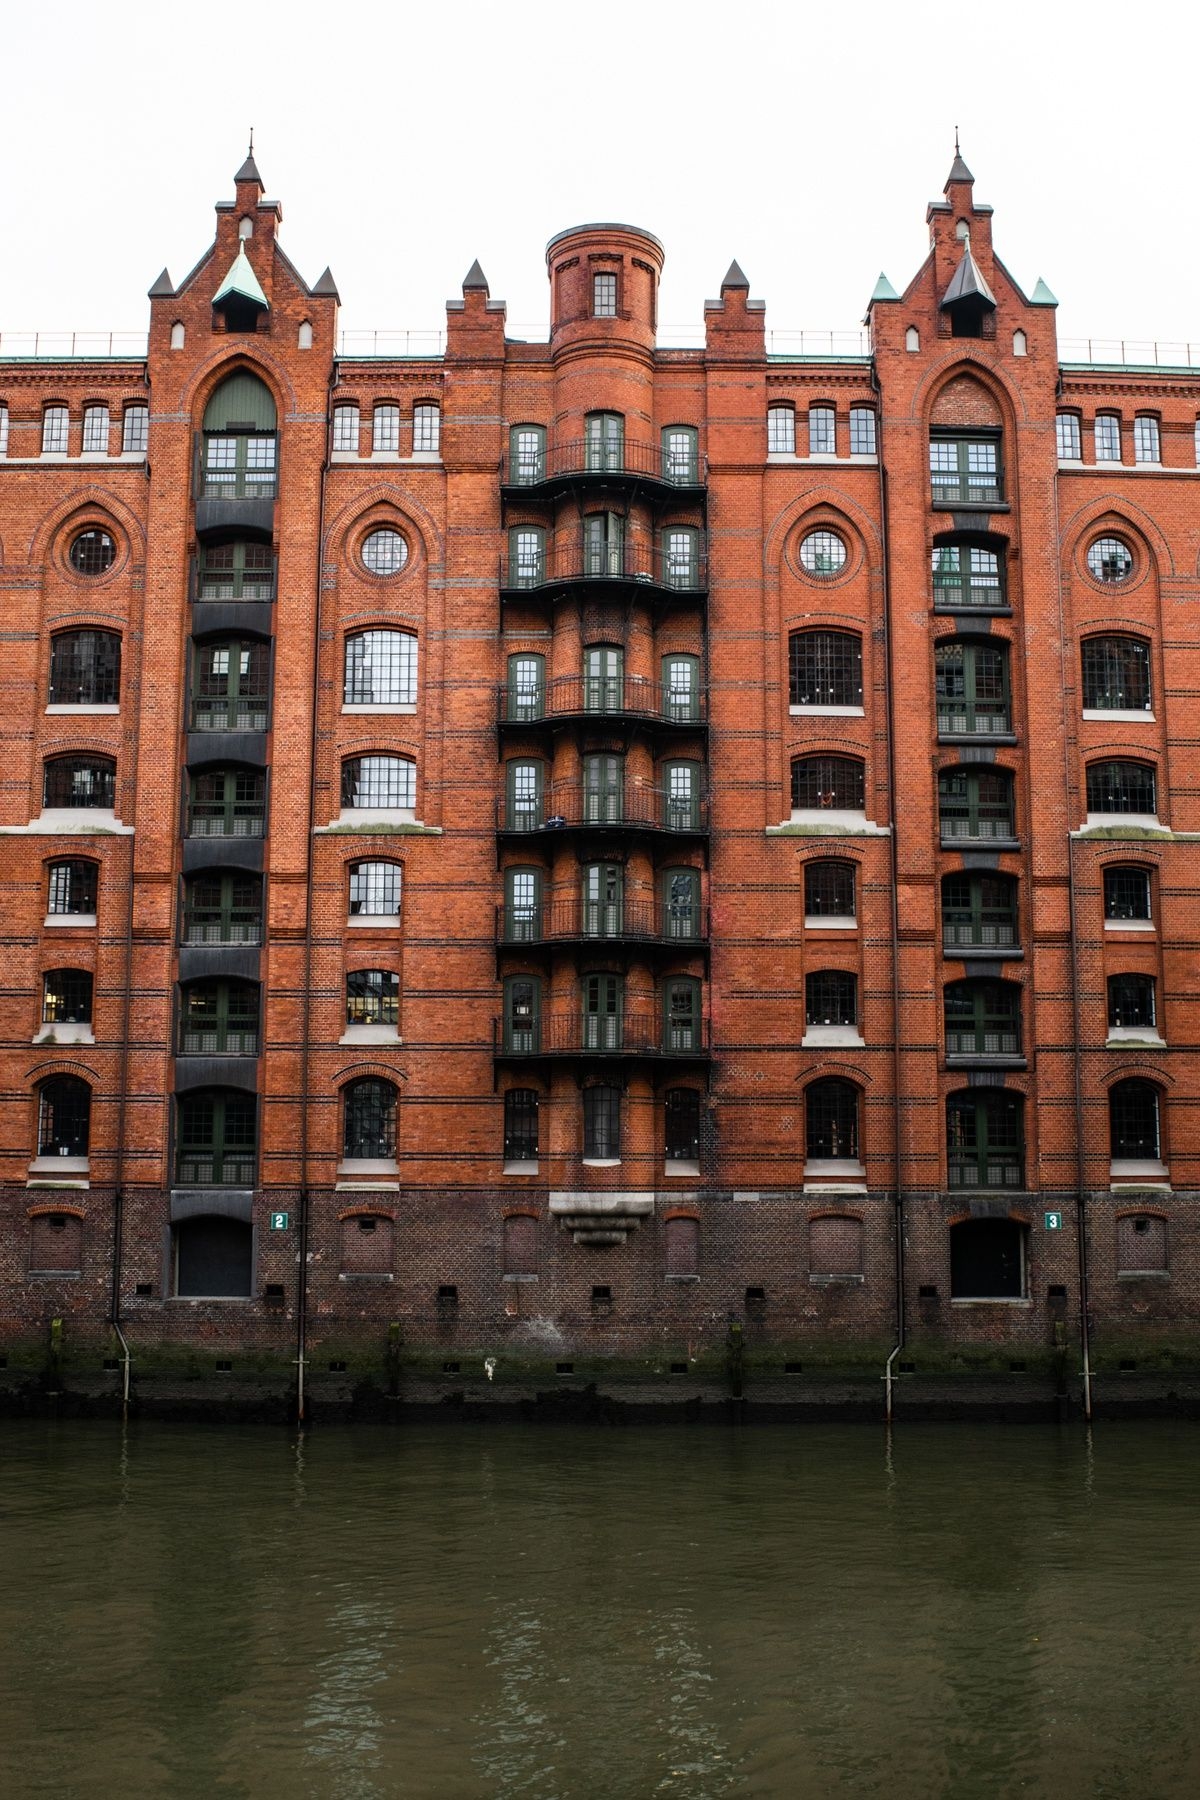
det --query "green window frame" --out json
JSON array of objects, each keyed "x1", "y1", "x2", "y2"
[
  {"x1": 197, "y1": 540, "x2": 275, "y2": 600},
  {"x1": 582, "y1": 862, "x2": 624, "y2": 938},
  {"x1": 176, "y1": 1090, "x2": 257, "y2": 1186},
  {"x1": 583, "y1": 512, "x2": 625, "y2": 577},
  {"x1": 583, "y1": 753, "x2": 623, "y2": 824},
  {"x1": 180, "y1": 979, "x2": 260, "y2": 1053},
  {"x1": 662, "y1": 759, "x2": 701, "y2": 831},
  {"x1": 663, "y1": 867, "x2": 701, "y2": 940},
  {"x1": 937, "y1": 767, "x2": 1015, "y2": 841},
  {"x1": 931, "y1": 542, "x2": 1004, "y2": 609},
  {"x1": 503, "y1": 867, "x2": 543, "y2": 943},
  {"x1": 187, "y1": 768, "x2": 266, "y2": 837},
  {"x1": 935, "y1": 640, "x2": 1011, "y2": 736},
  {"x1": 943, "y1": 979, "x2": 1022, "y2": 1057},
  {"x1": 583, "y1": 645, "x2": 624, "y2": 713},
  {"x1": 662, "y1": 654, "x2": 700, "y2": 724},
  {"x1": 583, "y1": 973, "x2": 624, "y2": 1050},
  {"x1": 182, "y1": 873, "x2": 262, "y2": 945},
  {"x1": 664, "y1": 976, "x2": 701, "y2": 1052},
  {"x1": 193, "y1": 639, "x2": 270, "y2": 731},
  {"x1": 660, "y1": 526, "x2": 700, "y2": 590},
  {"x1": 508, "y1": 525, "x2": 546, "y2": 588},
  {"x1": 503, "y1": 976, "x2": 541, "y2": 1052},
  {"x1": 946, "y1": 1091, "x2": 1024, "y2": 1189},
  {"x1": 661, "y1": 425, "x2": 699, "y2": 484},
  {"x1": 509, "y1": 425, "x2": 547, "y2": 485},
  {"x1": 201, "y1": 432, "x2": 277, "y2": 499},
  {"x1": 940, "y1": 873, "x2": 1018, "y2": 950},
  {"x1": 505, "y1": 760, "x2": 545, "y2": 831},
  {"x1": 584, "y1": 411, "x2": 624, "y2": 472},
  {"x1": 507, "y1": 653, "x2": 545, "y2": 722},
  {"x1": 929, "y1": 433, "x2": 1003, "y2": 506}
]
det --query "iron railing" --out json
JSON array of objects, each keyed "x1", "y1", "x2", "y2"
[
  {"x1": 505, "y1": 438, "x2": 707, "y2": 487},
  {"x1": 494, "y1": 1014, "x2": 711, "y2": 1056},
  {"x1": 498, "y1": 675, "x2": 706, "y2": 727},
  {"x1": 498, "y1": 785, "x2": 708, "y2": 835},
  {"x1": 496, "y1": 899, "x2": 708, "y2": 946},
  {"x1": 500, "y1": 539, "x2": 708, "y2": 592}
]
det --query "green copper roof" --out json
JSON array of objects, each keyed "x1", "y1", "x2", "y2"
[
  {"x1": 212, "y1": 244, "x2": 269, "y2": 311},
  {"x1": 869, "y1": 272, "x2": 900, "y2": 303},
  {"x1": 1030, "y1": 277, "x2": 1058, "y2": 306}
]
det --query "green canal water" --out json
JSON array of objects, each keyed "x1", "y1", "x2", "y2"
[{"x1": 1, "y1": 1419, "x2": 1198, "y2": 1799}]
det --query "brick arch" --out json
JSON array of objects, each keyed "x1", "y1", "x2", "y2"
[
  {"x1": 333, "y1": 1061, "x2": 409, "y2": 1088},
  {"x1": 28, "y1": 1201, "x2": 86, "y2": 1220},
  {"x1": 181, "y1": 348, "x2": 296, "y2": 428},
  {"x1": 1058, "y1": 493, "x2": 1174, "y2": 582},
  {"x1": 24, "y1": 1056, "x2": 97, "y2": 1085},
  {"x1": 909, "y1": 352, "x2": 1030, "y2": 429},
  {"x1": 798, "y1": 1063, "x2": 872, "y2": 1088},
  {"x1": 1102, "y1": 1064, "x2": 1174, "y2": 1090},
  {"x1": 24, "y1": 485, "x2": 148, "y2": 567},
  {"x1": 337, "y1": 1204, "x2": 397, "y2": 1222},
  {"x1": 929, "y1": 372, "x2": 1004, "y2": 428},
  {"x1": 947, "y1": 1206, "x2": 1032, "y2": 1229},
  {"x1": 763, "y1": 487, "x2": 883, "y2": 573},
  {"x1": 323, "y1": 484, "x2": 445, "y2": 571}
]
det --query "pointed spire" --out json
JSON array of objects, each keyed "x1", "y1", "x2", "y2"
[
  {"x1": 946, "y1": 129, "x2": 974, "y2": 187},
  {"x1": 213, "y1": 241, "x2": 269, "y2": 312},
  {"x1": 869, "y1": 272, "x2": 899, "y2": 303},
  {"x1": 462, "y1": 258, "x2": 489, "y2": 293},
  {"x1": 941, "y1": 236, "x2": 995, "y2": 312},
  {"x1": 148, "y1": 267, "x2": 175, "y2": 298},
  {"x1": 1030, "y1": 277, "x2": 1058, "y2": 307},
  {"x1": 312, "y1": 266, "x2": 340, "y2": 300},
  {"x1": 721, "y1": 258, "x2": 749, "y2": 291},
  {"x1": 235, "y1": 130, "x2": 262, "y2": 186}
]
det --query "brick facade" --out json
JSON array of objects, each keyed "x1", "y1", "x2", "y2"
[{"x1": 2, "y1": 152, "x2": 1199, "y2": 1414}]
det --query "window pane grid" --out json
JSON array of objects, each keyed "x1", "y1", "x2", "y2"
[
  {"x1": 48, "y1": 860, "x2": 98, "y2": 915},
  {"x1": 1082, "y1": 637, "x2": 1151, "y2": 711},
  {"x1": 790, "y1": 630, "x2": 863, "y2": 706},
  {"x1": 38, "y1": 1078, "x2": 90, "y2": 1156},
  {"x1": 176, "y1": 1092, "x2": 256, "y2": 1186},
  {"x1": 44, "y1": 757, "x2": 116, "y2": 809},
  {"x1": 49, "y1": 631, "x2": 121, "y2": 705},
  {"x1": 504, "y1": 1090, "x2": 539, "y2": 1161},
  {"x1": 767, "y1": 406, "x2": 795, "y2": 454},
  {"x1": 349, "y1": 861, "x2": 402, "y2": 916},
  {"x1": 81, "y1": 406, "x2": 109, "y2": 453},
  {"x1": 947, "y1": 1093, "x2": 1023, "y2": 1187},
  {"x1": 342, "y1": 755, "x2": 416, "y2": 809},
  {"x1": 193, "y1": 641, "x2": 269, "y2": 730},
  {"x1": 1104, "y1": 868, "x2": 1151, "y2": 921},
  {"x1": 1056, "y1": 413, "x2": 1082, "y2": 459},
  {"x1": 808, "y1": 405, "x2": 835, "y2": 455},
  {"x1": 1110, "y1": 1081, "x2": 1159, "y2": 1159},
  {"x1": 183, "y1": 876, "x2": 262, "y2": 945},
  {"x1": 938, "y1": 769, "x2": 1015, "y2": 839},
  {"x1": 344, "y1": 1079, "x2": 398, "y2": 1158},
  {"x1": 944, "y1": 981, "x2": 1021, "y2": 1056},
  {"x1": 799, "y1": 530, "x2": 846, "y2": 576},
  {"x1": 806, "y1": 1080, "x2": 858, "y2": 1159},
  {"x1": 332, "y1": 405, "x2": 360, "y2": 452},
  {"x1": 593, "y1": 274, "x2": 617, "y2": 317},
  {"x1": 932, "y1": 544, "x2": 1003, "y2": 607},
  {"x1": 122, "y1": 405, "x2": 148, "y2": 454},
  {"x1": 372, "y1": 404, "x2": 400, "y2": 453},
  {"x1": 941, "y1": 874, "x2": 1018, "y2": 948},
  {"x1": 42, "y1": 406, "x2": 69, "y2": 454},
  {"x1": 665, "y1": 1089, "x2": 701, "y2": 1164},
  {"x1": 1134, "y1": 415, "x2": 1160, "y2": 463},
  {"x1": 1095, "y1": 415, "x2": 1121, "y2": 461},
  {"x1": 935, "y1": 641, "x2": 1010, "y2": 734},
  {"x1": 510, "y1": 427, "x2": 546, "y2": 484},
  {"x1": 583, "y1": 1086, "x2": 621, "y2": 1158},
  {"x1": 806, "y1": 971, "x2": 857, "y2": 1027},
  {"x1": 804, "y1": 860, "x2": 855, "y2": 918},
  {"x1": 413, "y1": 403, "x2": 440, "y2": 453},
  {"x1": 930, "y1": 435, "x2": 1001, "y2": 504},
  {"x1": 1108, "y1": 975, "x2": 1155, "y2": 1030},
  {"x1": 188, "y1": 769, "x2": 265, "y2": 837},
  {"x1": 180, "y1": 980, "x2": 259, "y2": 1054},
  {"x1": 1086, "y1": 761, "x2": 1156, "y2": 815},
  {"x1": 1086, "y1": 536, "x2": 1133, "y2": 583},
  {"x1": 197, "y1": 541, "x2": 274, "y2": 600},
  {"x1": 791, "y1": 756, "x2": 865, "y2": 810},
  {"x1": 344, "y1": 630, "x2": 417, "y2": 705},
  {"x1": 849, "y1": 407, "x2": 876, "y2": 455},
  {"x1": 42, "y1": 969, "x2": 93, "y2": 1024}
]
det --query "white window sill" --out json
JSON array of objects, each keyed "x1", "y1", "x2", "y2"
[
  {"x1": 950, "y1": 1296, "x2": 1032, "y2": 1307},
  {"x1": 780, "y1": 810, "x2": 889, "y2": 837},
  {"x1": 789, "y1": 704, "x2": 865, "y2": 717},
  {"x1": 33, "y1": 1023, "x2": 95, "y2": 1045},
  {"x1": 766, "y1": 451, "x2": 799, "y2": 463},
  {"x1": 2, "y1": 811, "x2": 131, "y2": 836},
  {"x1": 119, "y1": 450, "x2": 147, "y2": 463},
  {"x1": 1082, "y1": 815, "x2": 1162, "y2": 832},
  {"x1": 1081, "y1": 709, "x2": 1154, "y2": 723},
  {"x1": 339, "y1": 1025, "x2": 402, "y2": 1046},
  {"x1": 1106, "y1": 1029, "x2": 1165, "y2": 1047},
  {"x1": 345, "y1": 914, "x2": 401, "y2": 929},
  {"x1": 805, "y1": 915, "x2": 857, "y2": 930},
  {"x1": 411, "y1": 450, "x2": 441, "y2": 463},
  {"x1": 28, "y1": 1156, "x2": 89, "y2": 1181},
  {"x1": 337, "y1": 1158, "x2": 400, "y2": 1177},
  {"x1": 803, "y1": 1159, "x2": 867, "y2": 1193},
  {"x1": 341, "y1": 703, "x2": 417, "y2": 715},
  {"x1": 1110, "y1": 1159, "x2": 1169, "y2": 1183},
  {"x1": 802, "y1": 1026, "x2": 864, "y2": 1048},
  {"x1": 44, "y1": 913, "x2": 97, "y2": 928},
  {"x1": 582, "y1": 1158, "x2": 621, "y2": 1169},
  {"x1": 370, "y1": 450, "x2": 401, "y2": 462},
  {"x1": 503, "y1": 1160, "x2": 539, "y2": 1176},
  {"x1": 1104, "y1": 918, "x2": 1154, "y2": 932},
  {"x1": 664, "y1": 1159, "x2": 700, "y2": 1177},
  {"x1": 79, "y1": 451, "x2": 111, "y2": 462},
  {"x1": 331, "y1": 449, "x2": 362, "y2": 463},
  {"x1": 46, "y1": 704, "x2": 119, "y2": 716},
  {"x1": 335, "y1": 1181, "x2": 400, "y2": 1193}
]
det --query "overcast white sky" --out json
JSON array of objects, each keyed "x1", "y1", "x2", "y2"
[{"x1": 2, "y1": 0, "x2": 1197, "y2": 355}]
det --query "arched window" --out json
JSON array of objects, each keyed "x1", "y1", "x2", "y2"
[
  {"x1": 505, "y1": 760, "x2": 545, "y2": 831},
  {"x1": 849, "y1": 407, "x2": 876, "y2": 456},
  {"x1": 506, "y1": 653, "x2": 545, "y2": 722},
  {"x1": 182, "y1": 873, "x2": 263, "y2": 944},
  {"x1": 174, "y1": 1215, "x2": 253, "y2": 1296},
  {"x1": 42, "y1": 969, "x2": 93, "y2": 1026},
  {"x1": 946, "y1": 1091, "x2": 1023, "y2": 1189},
  {"x1": 1055, "y1": 413, "x2": 1082, "y2": 460},
  {"x1": 341, "y1": 755, "x2": 416, "y2": 811},
  {"x1": 661, "y1": 424, "x2": 699, "y2": 483},
  {"x1": 935, "y1": 640, "x2": 1010, "y2": 736},
  {"x1": 805, "y1": 1078, "x2": 859, "y2": 1161},
  {"x1": 1107, "y1": 974, "x2": 1157, "y2": 1033},
  {"x1": 509, "y1": 424, "x2": 546, "y2": 485},
  {"x1": 332, "y1": 402, "x2": 360, "y2": 453},
  {"x1": 582, "y1": 861, "x2": 623, "y2": 938},
  {"x1": 47, "y1": 859, "x2": 98, "y2": 917},
  {"x1": 808, "y1": 403, "x2": 836, "y2": 455},
  {"x1": 507, "y1": 525, "x2": 546, "y2": 588},
  {"x1": 941, "y1": 872, "x2": 1018, "y2": 950},
  {"x1": 1081, "y1": 637, "x2": 1151, "y2": 713},
  {"x1": 661, "y1": 526, "x2": 701, "y2": 589},
  {"x1": 664, "y1": 1213, "x2": 701, "y2": 1278},
  {"x1": 932, "y1": 541, "x2": 1005, "y2": 608},
  {"x1": 791, "y1": 755, "x2": 865, "y2": 813},
  {"x1": 49, "y1": 631, "x2": 121, "y2": 705},
  {"x1": 42, "y1": 404, "x2": 69, "y2": 455},
  {"x1": 503, "y1": 867, "x2": 543, "y2": 942},
  {"x1": 372, "y1": 402, "x2": 400, "y2": 454},
  {"x1": 201, "y1": 372, "x2": 277, "y2": 498},
  {"x1": 348, "y1": 861, "x2": 401, "y2": 918},
  {"x1": 665, "y1": 1089, "x2": 701, "y2": 1165},
  {"x1": 583, "y1": 644, "x2": 624, "y2": 712},
  {"x1": 503, "y1": 1091, "x2": 539, "y2": 1165},
  {"x1": 809, "y1": 1215, "x2": 864, "y2": 1279},
  {"x1": 789, "y1": 630, "x2": 863, "y2": 708},
  {"x1": 346, "y1": 970, "x2": 400, "y2": 1028},
  {"x1": 1134, "y1": 414, "x2": 1161, "y2": 463},
  {"x1": 344, "y1": 630, "x2": 417, "y2": 707},
  {"x1": 197, "y1": 540, "x2": 274, "y2": 600},
  {"x1": 1085, "y1": 761, "x2": 1156, "y2": 818},
  {"x1": 187, "y1": 769, "x2": 266, "y2": 837},
  {"x1": 81, "y1": 403, "x2": 109, "y2": 454},
  {"x1": 937, "y1": 766, "x2": 1015, "y2": 841},
  {"x1": 1109, "y1": 1079, "x2": 1161, "y2": 1162},
  {"x1": 412, "y1": 401, "x2": 440, "y2": 454},
  {"x1": 767, "y1": 404, "x2": 795, "y2": 455},
  {"x1": 1094, "y1": 414, "x2": 1122, "y2": 462},
  {"x1": 943, "y1": 980, "x2": 1022, "y2": 1057},
  {"x1": 122, "y1": 404, "x2": 149, "y2": 455},
  {"x1": 43, "y1": 756, "x2": 115, "y2": 810},
  {"x1": 662, "y1": 653, "x2": 700, "y2": 724},
  {"x1": 180, "y1": 979, "x2": 260, "y2": 1053},
  {"x1": 663, "y1": 867, "x2": 701, "y2": 940},
  {"x1": 343, "y1": 1078, "x2": 399, "y2": 1160},
  {"x1": 0, "y1": 401, "x2": 8, "y2": 456},
  {"x1": 584, "y1": 411, "x2": 624, "y2": 471},
  {"x1": 804, "y1": 859, "x2": 856, "y2": 921},
  {"x1": 1103, "y1": 866, "x2": 1152, "y2": 923},
  {"x1": 503, "y1": 977, "x2": 541, "y2": 1053},
  {"x1": 930, "y1": 430, "x2": 1002, "y2": 505},
  {"x1": 583, "y1": 1084, "x2": 621, "y2": 1159},
  {"x1": 340, "y1": 1212, "x2": 395, "y2": 1276},
  {"x1": 950, "y1": 1218, "x2": 1027, "y2": 1298},
  {"x1": 502, "y1": 1209, "x2": 539, "y2": 1275},
  {"x1": 37, "y1": 1077, "x2": 90, "y2": 1157},
  {"x1": 192, "y1": 640, "x2": 269, "y2": 730},
  {"x1": 664, "y1": 976, "x2": 702, "y2": 1052},
  {"x1": 805, "y1": 971, "x2": 857, "y2": 1029}
]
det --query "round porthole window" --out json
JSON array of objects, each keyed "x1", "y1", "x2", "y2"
[
  {"x1": 1086, "y1": 536, "x2": 1133, "y2": 583},
  {"x1": 799, "y1": 529, "x2": 847, "y2": 577},
  {"x1": 69, "y1": 529, "x2": 116, "y2": 576},
  {"x1": 361, "y1": 527, "x2": 408, "y2": 576}
]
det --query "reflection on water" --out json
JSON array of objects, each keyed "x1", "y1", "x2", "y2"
[{"x1": 1, "y1": 1420, "x2": 1199, "y2": 1798}]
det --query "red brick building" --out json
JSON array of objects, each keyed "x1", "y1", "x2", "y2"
[{"x1": 2, "y1": 150, "x2": 1198, "y2": 1413}]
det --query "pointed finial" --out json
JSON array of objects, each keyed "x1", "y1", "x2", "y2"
[
  {"x1": 249, "y1": 126, "x2": 254, "y2": 154},
  {"x1": 955, "y1": 124, "x2": 960, "y2": 155}
]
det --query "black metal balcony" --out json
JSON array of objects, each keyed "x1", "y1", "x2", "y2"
[
  {"x1": 498, "y1": 675, "x2": 707, "y2": 735},
  {"x1": 497, "y1": 785, "x2": 708, "y2": 842},
  {"x1": 493, "y1": 1013, "x2": 712, "y2": 1060},
  {"x1": 502, "y1": 438, "x2": 706, "y2": 503},
  {"x1": 496, "y1": 898, "x2": 709, "y2": 950},
  {"x1": 498, "y1": 539, "x2": 708, "y2": 604}
]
